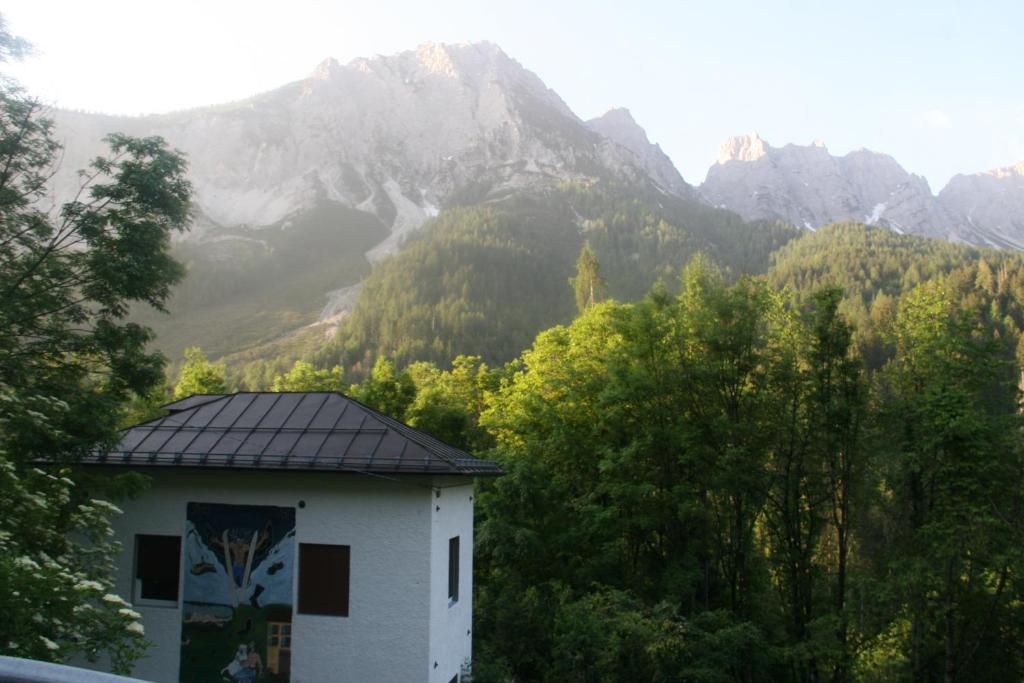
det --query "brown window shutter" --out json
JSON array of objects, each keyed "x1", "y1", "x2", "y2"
[{"x1": 298, "y1": 543, "x2": 350, "y2": 616}]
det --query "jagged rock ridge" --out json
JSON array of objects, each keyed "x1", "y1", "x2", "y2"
[
  {"x1": 700, "y1": 133, "x2": 1024, "y2": 248},
  {"x1": 585, "y1": 107, "x2": 692, "y2": 198},
  {"x1": 701, "y1": 134, "x2": 959, "y2": 240},
  {"x1": 50, "y1": 42, "x2": 692, "y2": 263},
  {"x1": 939, "y1": 162, "x2": 1024, "y2": 249}
]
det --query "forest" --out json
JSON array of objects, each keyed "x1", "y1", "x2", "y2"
[{"x1": 169, "y1": 240, "x2": 1024, "y2": 682}]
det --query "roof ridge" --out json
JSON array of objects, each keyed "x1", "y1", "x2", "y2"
[{"x1": 93, "y1": 391, "x2": 502, "y2": 476}]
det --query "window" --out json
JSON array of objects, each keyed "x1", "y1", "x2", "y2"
[
  {"x1": 449, "y1": 676, "x2": 458, "y2": 683},
  {"x1": 298, "y1": 543, "x2": 350, "y2": 616},
  {"x1": 448, "y1": 536, "x2": 460, "y2": 605},
  {"x1": 134, "y1": 534, "x2": 181, "y2": 605}
]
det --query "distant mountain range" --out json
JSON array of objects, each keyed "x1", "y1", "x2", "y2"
[
  {"x1": 50, "y1": 41, "x2": 1023, "y2": 250},
  {"x1": 43, "y1": 41, "x2": 1024, "y2": 361},
  {"x1": 701, "y1": 133, "x2": 1024, "y2": 248}
]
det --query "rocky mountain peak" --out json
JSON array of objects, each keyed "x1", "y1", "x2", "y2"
[
  {"x1": 309, "y1": 57, "x2": 341, "y2": 80},
  {"x1": 938, "y1": 160, "x2": 1024, "y2": 248},
  {"x1": 587, "y1": 108, "x2": 653, "y2": 151},
  {"x1": 717, "y1": 133, "x2": 769, "y2": 164},
  {"x1": 586, "y1": 107, "x2": 692, "y2": 197},
  {"x1": 702, "y1": 135, "x2": 956, "y2": 238},
  {"x1": 51, "y1": 39, "x2": 692, "y2": 261},
  {"x1": 414, "y1": 41, "x2": 462, "y2": 77},
  {"x1": 986, "y1": 161, "x2": 1024, "y2": 179}
]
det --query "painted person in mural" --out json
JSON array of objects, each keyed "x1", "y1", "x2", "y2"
[
  {"x1": 208, "y1": 521, "x2": 273, "y2": 605},
  {"x1": 181, "y1": 503, "x2": 296, "y2": 683},
  {"x1": 220, "y1": 642, "x2": 263, "y2": 682}
]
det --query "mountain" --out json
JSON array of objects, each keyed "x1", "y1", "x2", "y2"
[
  {"x1": 700, "y1": 134, "x2": 958, "y2": 238},
  {"x1": 45, "y1": 41, "x2": 1024, "y2": 370},
  {"x1": 699, "y1": 134, "x2": 1024, "y2": 248},
  {"x1": 52, "y1": 42, "x2": 689, "y2": 251},
  {"x1": 585, "y1": 108, "x2": 692, "y2": 197},
  {"x1": 939, "y1": 162, "x2": 1024, "y2": 249},
  {"x1": 48, "y1": 42, "x2": 692, "y2": 359}
]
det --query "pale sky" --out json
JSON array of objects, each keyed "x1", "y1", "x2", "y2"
[{"x1": 5, "y1": 0, "x2": 1023, "y2": 190}]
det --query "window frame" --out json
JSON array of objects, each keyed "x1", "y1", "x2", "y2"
[
  {"x1": 298, "y1": 542, "x2": 351, "y2": 617},
  {"x1": 448, "y1": 536, "x2": 460, "y2": 606},
  {"x1": 133, "y1": 534, "x2": 182, "y2": 608}
]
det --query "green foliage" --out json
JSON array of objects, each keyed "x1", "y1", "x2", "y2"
[
  {"x1": 570, "y1": 241, "x2": 607, "y2": 313},
  {"x1": 0, "y1": 25, "x2": 190, "y2": 669},
  {"x1": 149, "y1": 210, "x2": 1024, "y2": 681},
  {"x1": 765, "y1": 222, "x2": 1016, "y2": 368},
  {"x1": 173, "y1": 347, "x2": 226, "y2": 398},
  {"x1": 466, "y1": 251, "x2": 1024, "y2": 682},
  {"x1": 404, "y1": 356, "x2": 499, "y2": 451},
  {"x1": 118, "y1": 381, "x2": 171, "y2": 428},
  {"x1": 346, "y1": 357, "x2": 416, "y2": 419},
  {"x1": 319, "y1": 182, "x2": 798, "y2": 369},
  {"x1": 863, "y1": 275, "x2": 1024, "y2": 681},
  {"x1": 0, "y1": 427, "x2": 147, "y2": 670},
  {"x1": 270, "y1": 360, "x2": 344, "y2": 392}
]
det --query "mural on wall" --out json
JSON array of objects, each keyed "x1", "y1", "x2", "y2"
[{"x1": 180, "y1": 503, "x2": 295, "y2": 683}]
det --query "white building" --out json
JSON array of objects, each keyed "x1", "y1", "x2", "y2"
[{"x1": 80, "y1": 392, "x2": 501, "y2": 683}]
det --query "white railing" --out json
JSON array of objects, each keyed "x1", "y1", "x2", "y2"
[{"x1": 0, "y1": 656, "x2": 151, "y2": 683}]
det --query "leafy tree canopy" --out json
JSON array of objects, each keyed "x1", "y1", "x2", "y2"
[
  {"x1": 0, "y1": 20, "x2": 191, "y2": 669},
  {"x1": 173, "y1": 346, "x2": 226, "y2": 399}
]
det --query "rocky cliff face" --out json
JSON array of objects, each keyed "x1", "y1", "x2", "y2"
[
  {"x1": 49, "y1": 42, "x2": 1024, "y2": 261},
  {"x1": 585, "y1": 107, "x2": 692, "y2": 197},
  {"x1": 700, "y1": 134, "x2": 958, "y2": 239},
  {"x1": 50, "y1": 42, "x2": 686, "y2": 261},
  {"x1": 939, "y1": 162, "x2": 1024, "y2": 249},
  {"x1": 699, "y1": 134, "x2": 1024, "y2": 248}
]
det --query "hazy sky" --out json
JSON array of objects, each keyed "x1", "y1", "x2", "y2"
[{"x1": 5, "y1": 0, "x2": 1023, "y2": 190}]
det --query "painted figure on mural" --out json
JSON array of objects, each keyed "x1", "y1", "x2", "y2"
[
  {"x1": 220, "y1": 642, "x2": 263, "y2": 682},
  {"x1": 209, "y1": 520, "x2": 273, "y2": 593}
]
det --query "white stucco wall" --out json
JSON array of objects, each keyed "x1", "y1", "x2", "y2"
[
  {"x1": 91, "y1": 467, "x2": 473, "y2": 683},
  {"x1": 428, "y1": 481, "x2": 475, "y2": 683}
]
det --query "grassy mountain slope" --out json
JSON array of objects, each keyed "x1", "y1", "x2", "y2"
[{"x1": 135, "y1": 202, "x2": 387, "y2": 361}]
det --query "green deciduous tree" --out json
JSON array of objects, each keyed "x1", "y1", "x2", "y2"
[
  {"x1": 869, "y1": 278, "x2": 1024, "y2": 682},
  {"x1": 404, "y1": 355, "x2": 498, "y2": 451},
  {"x1": 173, "y1": 346, "x2": 226, "y2": 398},
  {"x1": 0, "y1": 19, "x2": 191, "y2": 669},
  {"x1": 347, "y1": 357, "x2": 415, "y2": 419},
  {"x1": 270, "y1": 360, "x2": 344, "y2": 392}
]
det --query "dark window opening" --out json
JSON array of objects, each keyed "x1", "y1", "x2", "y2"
[
  {"x1": 449, "y1": 676, "x2": 459, "y2": 683},
  {"x1": 448, "y1": 536, "x2": 460, "y2": 604},
  {"x1": 298, "y1": 543, "x2": 350, "y2": 616},
  {"x1": 135, "y1": 534, "x2": 181, "y2": 604}
]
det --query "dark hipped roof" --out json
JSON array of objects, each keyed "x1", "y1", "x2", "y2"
[{"x1": 85, "y1": 392, "x2": 502, "y2": 476}]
